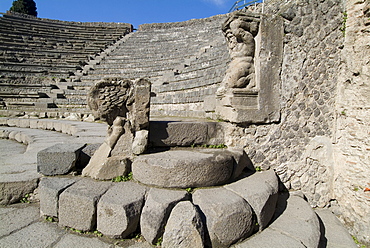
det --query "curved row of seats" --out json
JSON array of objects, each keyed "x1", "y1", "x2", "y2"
[
  {"x1": 1, "y1": 12, "x2": 230, "y2": 119},
  {"x1": 0, "y1": 12, "x2": 132, "y2": 113},
  {"x1": 66, "y1": 14, "x2": 231, "y2": 118}
]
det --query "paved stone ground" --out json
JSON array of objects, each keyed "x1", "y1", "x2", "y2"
[{"x1": 0, "y1": 202, "x2": 153, "y2": 248}]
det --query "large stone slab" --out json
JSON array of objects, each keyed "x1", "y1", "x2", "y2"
[
  {"x1": 224, "y1": 170, "x2": 279, "y2": 230},
  {"x1": 149, "y1": 121, "x2": 224, "y2": 147},
  {"x1": 37, "y1": 143, "x2": 86, "y2": 176},
  {"x1": 39, "y1": 177, "x2": 78, "y2": 217},
  {"x1": 53, "y1": 234, "x2": 111, "y2": 248},
  {"x1": 97, "y1": 181, "x2": 147, "y2": 238},
  {"x1": 141, "y1": 188, "x2": 189, "y2": 244},
  {"x1": 0, "y1": 221, "x2": 66, "y2": 248},
  {"x1": 193, "y1": 187, "x2": 255, "y2": 248},
  {"x1": 58, "y1": 178, "x2": 112, "y2": 231},
  {"x1": 162, "y1": 201, "x2": 205, "y2": 248},
  {"x1": 132, "y1": 149, "x2": 234, "y2": 188},
  {"x1": 315, "y1": 209, "x2": 357, "y2": 248},
  {"x1": 269, "y1": 194, "x2": 321, "y2": 248},
  {"x1": 232, "y1": 227, "x2": 306, "y2": 248},
  {"x1": 0, "y1": 178, "x2": 39, "y2": 205},
  {"x1": 0, "y1": 205, "x2": 39, "y2": 237}
]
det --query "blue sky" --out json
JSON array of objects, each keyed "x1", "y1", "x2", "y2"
[{"x1": 0, "y1": 0, "x2": 243, "y2": 29}]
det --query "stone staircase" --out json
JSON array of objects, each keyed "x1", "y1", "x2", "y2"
[
  {"x1": 61, "y1": 14, "x2": 231, "y2": 119},
  {"x1": 36, "y1": 120, "x2": 325, "y2": 248}
]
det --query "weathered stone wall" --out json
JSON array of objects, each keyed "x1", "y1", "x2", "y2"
[
  {"x1": 333, "y1": 0, "x2": 370, "y2": 244},
  {"x1": 223, "y1": 0, "x2": 369, "y2": 244},
  {"x1": 226, "y1": 0, "x2": 344, "y2": 206}
]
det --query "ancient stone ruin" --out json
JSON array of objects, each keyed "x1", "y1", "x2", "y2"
[
  {"x1": 0, "y1": 0, "x2": 369, "y2": 247},
  {"x1": 82, "y1": 78, "x2": 151, "y2": 180}
]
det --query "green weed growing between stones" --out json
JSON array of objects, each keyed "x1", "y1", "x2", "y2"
[
  {"x1": 20, "y1": 194, "x2": 30, "y2": 203},
  {"x1": 352, "y1": 235, "x2": 366, "y2": 248},
  {"x1": 155, "y1": 237, "x2": 163, "y2": 246},
  {"x1": 255, "y1": 166, "x2": 262, "y2": 172},
  {"x1": 185, "y1": 187, "x2": 194, "y2": 193},
  {"x1": 112, "y1": 172, "x2": 133, "y2": 182},
  {"x1": 44, "y1": 216, "x2": 55, "y2": 222}
]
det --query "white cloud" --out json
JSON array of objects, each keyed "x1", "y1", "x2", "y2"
[{"x1": 204, "y1": 0, "x2": 228, "y2": 7}]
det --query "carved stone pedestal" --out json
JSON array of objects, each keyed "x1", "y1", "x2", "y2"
[{"x1": 216, "y1": 89, "x2": 259, "y2": 124}]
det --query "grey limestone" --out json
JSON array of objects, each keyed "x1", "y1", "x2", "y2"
[
  {"x1": 132, "y1": 130, "x2": 149, "y2": 155},
  {"x1": 0, "y1": 205, "x2": 39, "y2": 237},
  {"x1": 140, "y1": 188, "x2": 189, "y2": 244},
  {"x1": 269, "y1": 194, "x2": 321, "y2": 248},
  {"x1": 37, "y1": 143, "x2": 87, "y2": 176},
  {"x1": 224, "y1": 170, "x2": 279, "y2": 230},
  {"x1": 149, "y1": 121, "x2": 224, "y2": 147},
  {"x1": 58, "y1": 178, "x2": 112, "y2": 231},
  {"x1": 97, "y1": 181, "x2": 147, "y2": 238},
  {"x1": 39, "y1": 177, "x2": 79, "y2": 217},
  {"x1": 316, "y1": 209, "x2": 357, "y2": 248},
  {"x1": 162, "y1": 201, "x2": 205, "y2": 248},
  {"x1": 0, "y1": 221, "x2": 66, "y2": 248},
  {"x1": 53, "y1": 234, "x2": 111, "y2": 248},
  {"x1": 193, "y1": 187, "x2": 255, "y2": 248},
  {"x1": 232, "y1": 227, "x2": 306, "y2": 248},
  {"x1": 132, "y1": 149, "x2": 234, "y2": 188}
]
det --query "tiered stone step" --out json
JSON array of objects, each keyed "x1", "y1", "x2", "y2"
[
  {"x1": 0, "y1": 117, "x2": 107, "y2": 205},
  {"x1": 38, "y1": 169, "x2": 323, "y2": 247},
  {"x1": 69, "y1": 15, "x2": 230, "y2": 118}
]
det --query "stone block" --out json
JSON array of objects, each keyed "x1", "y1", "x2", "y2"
[
  {"x1": 315, "y1": 209, "x2": 357, "y2": 248},
  {"x1": 132, "y1": 149, "x2": 234, "y2": 188},
  {"x1": 269, "y1": 194, "x2": 321, "y2": 248},
  {"x1": 162, "y1": 201, "x2": 205, "y2": 248},
  {"x1": 203, "y1": 95, "x2": 216, "y2": 113},
  {"x1": 132, "y1": 130, "x2": 149, "y2": 155},
  {"x1": 39, "y1": 177, "x2": 78, "y2": 217},
  {"x1": 224, "y1": 170, "x2": 279, "y2": 230},
  {"x1": 228, "y1": 148, "x2": 254, "y2": 180},
  {"x1": 193, "y1": 187, "x2": 255, "y2": 247},
  {"x1": 0, "y1": 222, "x2": 65, "y2": 248},
  {"x1": 0, "y1": 118, "x2": 8, "y2": 126},
  {"x1": 37, "y1": 143, "x2": 86, "y2": 176},
  {"x1": 82, "y1": 142, "x2": 111, "y2": 179},
  {"x1": 37, "y1": 120, "x2": 48, "y2": 130},
  {"x1": 58, "y1": 178, "x2": 112, "y2": 231},
  {"x1": 233, "y1": 227, "x2": 306, "y2": 248},
  {"x1": 132, "y1": 78, "x2": 151, "y2": 130},
  {"x1": 141, "y1": 188, "x2": 189, "y2": 244},
  {"x1": 18, "y1": 119, "x2": 30, "y2": 128},
  {"x1": 6, "y1": 118, "x2": 19, "y2": 127},
  {"x1": 97, "y1": 181, "x2": 147, "y2": 238},
  {"x1": 53, "y1": 121, "x2": 63, "y2": 132},
  {"x1": 29, "y1": 119, "x2": 38, "y2": 129},
  {"x1": 149, "y1": 121, "x2": 224, "y2": 147},
  {"x1": 0, "y1": 178, "x2": 39, "y2": 205}
]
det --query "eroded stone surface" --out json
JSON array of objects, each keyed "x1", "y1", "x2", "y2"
[
  {"x1": 97, "y1": 181, "x2": 147, "y2": 238},
  {"x1": 193, "y1": 187, "x2": 255, "y2": 248},
  {"x1": 224, "y1": 170, "x2": 279, "y2": 230},
  {"x1": 37, "y1": 143, "x2": 86, "y2": 176},
  {"x1": 39, "y1": 177, "x2": 78, "y2": 217},
  {"x1": 58, "y1": 178, "x2": 112, "y2": 231},
  {"x1": 162, "y1": 201, "x2": 205, "y2": 248},
  {"x1": 132, "y1": 149, "x2": 234, "y2": 188},
  {"x1": 141, "y1": 188, "x2": 189, "y2": 244}
]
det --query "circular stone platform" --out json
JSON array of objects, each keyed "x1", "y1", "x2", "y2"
[{"x1": 132, "y1": 149, "x2": 235, "y2": 188}]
